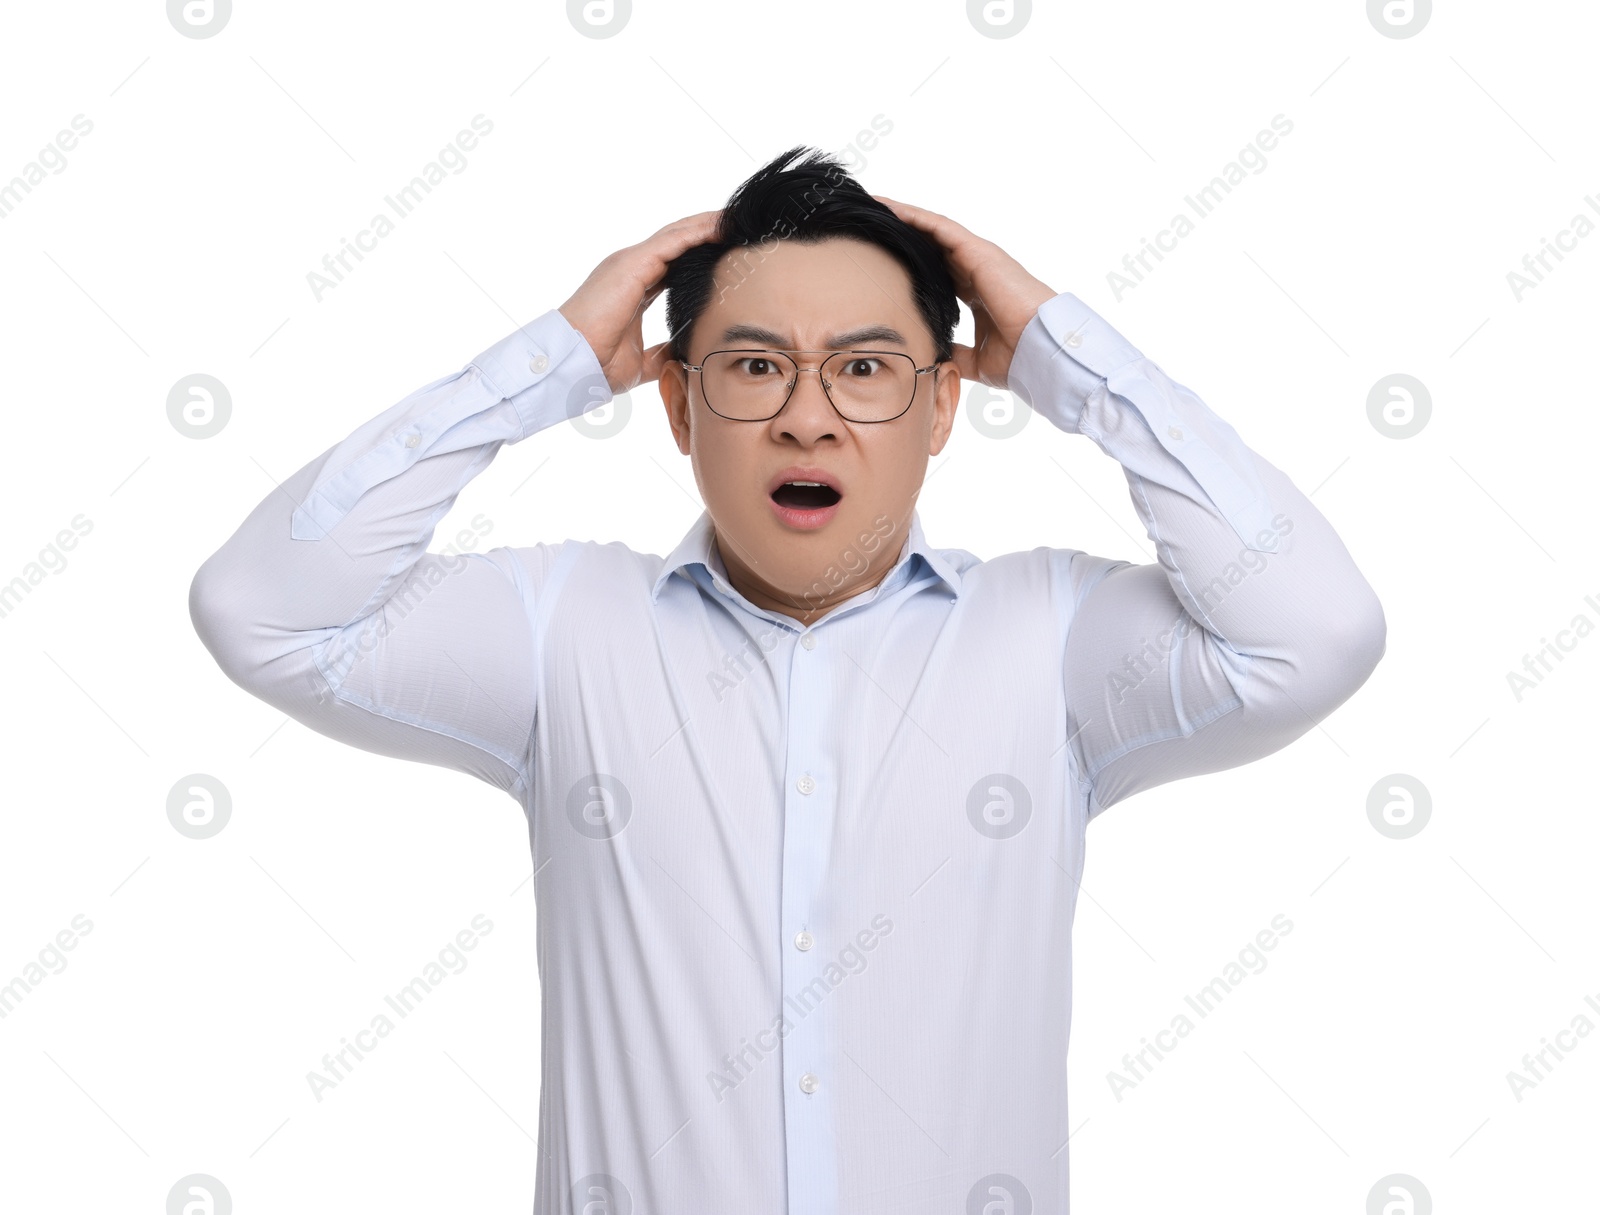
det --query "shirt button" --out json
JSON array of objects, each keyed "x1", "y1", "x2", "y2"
[
  {"x1": 529, "y1": 354, "x2": 550, "y2": 373},
  {"x1": 796, "y1": 775, "x2": 815, "y2": 795},
  {"x1": 799, "y1": 1073, "x2": 819, "y2": 1094},
  {"x1": 800, "y1": 633, "x2": 816, "y2": 650},
  {"x1": 1064, "y1": 331, "x2": 1083, "y2": 347},
  {"x1": 1167, "y1": 425, "x2": 1183, "y2": 440},
  {"x1": 794, "y1": 930, "x2": 813, "y2": 951},
  {"x1": 404, "y1": 434, "x2": 420, "y2": 448}
]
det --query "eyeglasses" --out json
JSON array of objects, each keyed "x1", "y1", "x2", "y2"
[{"x1": 679, "y1": 349, "x2": 938, "y2": 423}]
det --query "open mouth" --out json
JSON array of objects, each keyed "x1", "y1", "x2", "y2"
[{"x1": 771, "y1": 482, "x2": 843, "y2": 509}]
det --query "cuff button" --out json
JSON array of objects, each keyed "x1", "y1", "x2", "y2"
[{"x1": 530, "y1": 354, "x2": 550, "y2": 373}]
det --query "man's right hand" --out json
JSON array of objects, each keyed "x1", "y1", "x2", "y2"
[{"x1": 558, "y1": 210, "x2": 723, "y2": 394}]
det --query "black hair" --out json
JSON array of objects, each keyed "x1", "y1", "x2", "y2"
[{"x1": 662, "y1": 145, "x2": 959, "y2": 367}]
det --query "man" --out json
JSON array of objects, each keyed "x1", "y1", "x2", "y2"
[{"x1": 190, "y1": 146, "x2": 1385, "y2": 1213}]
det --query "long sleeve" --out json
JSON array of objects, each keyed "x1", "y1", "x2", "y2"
[
  {"x1": 1007, "y1": 292, "x2": 1386, "y2": 818},
  {"x1": 188, "y1": 307, "x2": 610, "y2": 802}
]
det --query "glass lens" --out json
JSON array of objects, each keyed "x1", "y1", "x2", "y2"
[
  {"x1": 700, "y1": 351, "x2": 916, "y2": 422},
  {"x1": 822, "y1": 352, "x2": 915, "y2": 421},
  {"x1": 702, "y1": 351, "x2": 794, "y2": 420}
]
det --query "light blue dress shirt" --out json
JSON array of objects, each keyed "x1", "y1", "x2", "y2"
[{"x1": 191, "y1": 291, "x2": 1385, "y2": 1213}]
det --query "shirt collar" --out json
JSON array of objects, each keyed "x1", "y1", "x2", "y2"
[{"x1": 650, "y1": 508, "x2": 963, "y2": 605}]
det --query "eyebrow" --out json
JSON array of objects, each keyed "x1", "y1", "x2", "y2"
[{"x1": 716, "y1": 323, "x2": 909, "y2": 349}]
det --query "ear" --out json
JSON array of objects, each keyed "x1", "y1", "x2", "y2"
[
  {"x1": 927, "y1": 360, "x2": 960, "y2": 457},
  {"x1": 659, "y1": 360, "x2": 692, "y2": 455}
]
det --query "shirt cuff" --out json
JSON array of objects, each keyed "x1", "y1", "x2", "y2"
[
  {"x1": 1006, "y1": 291, "x2": 1279, "y2": 553},
  {"x1": 469, "y1": 307, "x2": 612, "y2": 440},
  {"x1": 289, "y1": 310, "x2": 611, "y2": 541},
  {"x1": 1005, "y1": 292, "x2": 1135, "y2": 430}
]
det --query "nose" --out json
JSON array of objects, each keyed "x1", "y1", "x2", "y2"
[{"x1": 773, "y1": 364, "x2": 841, "y2": 438}]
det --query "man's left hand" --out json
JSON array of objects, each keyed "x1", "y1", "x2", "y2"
[{"x1": 873, "y1": 195, "x2": 1056, "y2": 390}]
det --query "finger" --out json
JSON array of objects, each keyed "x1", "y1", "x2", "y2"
[
  {"x1": 642, "y1": 209, "x2": 723, "y2": 262},
  {"x1": 948, "y1": 342, "x2": 979, "y2": 384},
  {"x1": 872, "y1": 193, "x2": 982, "y2": 294},
  {"x1": 631, "y1": 209, "x2": 723, "y2": 294},
  {"x1": 647, "y1": 208, "x2": 722, "y2": 239},
  {"x1": 874, "y1": 196, "x2": 990, "y2": 283},
  {"x1": 640, "y1": 278, "x2": 669, "y2": 310},
  {"x1": 639, "y1": 339, "x2": 675, "y2": 385},
  {"x1": 873, "y1": 194, "x2": 938, "y2": 238},
  {"x1": 872, "y1": 194, "x2": 973, "y2": 245}
]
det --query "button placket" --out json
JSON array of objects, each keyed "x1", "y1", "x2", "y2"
[{"x1": 780, "y1": 623, "x2": 838, "y2": 1210}]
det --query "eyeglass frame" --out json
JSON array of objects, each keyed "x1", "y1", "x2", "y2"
[{"x1": 677, "y1": 347, "x2": 941, "y2": 424}]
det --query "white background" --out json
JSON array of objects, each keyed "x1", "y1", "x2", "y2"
[{"x1": 1, "y1": 1, "x2": 1595, "y2": 1210}]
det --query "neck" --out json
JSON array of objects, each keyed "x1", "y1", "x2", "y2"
[{"x1": 713, "y1": 534, "x2": 900, "y2": 625}]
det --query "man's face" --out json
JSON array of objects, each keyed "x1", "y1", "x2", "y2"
[{"x1": 659, "y1": 237, "x2": 959, "y2": 621}]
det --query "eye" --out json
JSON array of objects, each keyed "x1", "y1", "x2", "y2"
[
  {"x1": 838, "y1": 356, "x2": 886, "y2": 377},
  {"x1": 732, "y1": 356, "x2": 785, "y2": 377}
]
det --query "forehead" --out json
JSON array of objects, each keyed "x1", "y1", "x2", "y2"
[{"x1": 697, "y1": 237, "x2": 921, "y2": 350}]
